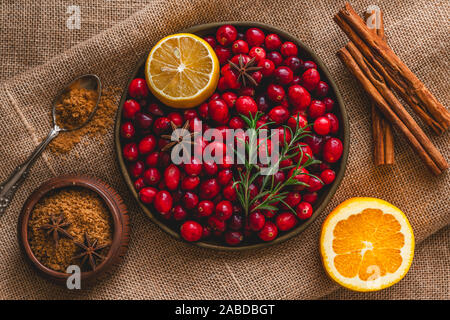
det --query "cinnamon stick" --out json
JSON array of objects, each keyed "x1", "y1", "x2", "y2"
[
  {"x1": 335, "y1": 2, "x2": 450, "y2": 134},
  {"x1": 365, "y1": 9, "x2": 394, "y2": 165},
  {"x1": 337, "y1": 47, "x2": 448, "y2": 175}
]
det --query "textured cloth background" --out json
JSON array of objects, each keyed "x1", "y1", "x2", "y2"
[{"x1": 0, "y1": 0, "x2": 449, "y2": 300}]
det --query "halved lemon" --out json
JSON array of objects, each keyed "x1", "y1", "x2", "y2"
[
  {"x1": 145, "y1": 33, "x2": 219, "y2": 109},
  {"x1": 320, "y1": 197, "x2": 414, "y2": 292}
]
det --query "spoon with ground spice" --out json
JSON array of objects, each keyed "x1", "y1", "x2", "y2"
[{"x1": 0, "y1": 74, "x2": 101, "y2": 216}]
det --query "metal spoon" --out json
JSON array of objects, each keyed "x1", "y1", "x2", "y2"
[{"x1": 0, "y1": 74, "x2": 101, "y2": 216}]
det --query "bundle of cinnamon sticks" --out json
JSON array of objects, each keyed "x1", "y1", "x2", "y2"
[{"x1": 334, "y1": 3, "x2": 449, "y2": 175}]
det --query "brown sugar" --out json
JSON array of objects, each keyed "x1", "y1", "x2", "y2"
[
  {"x1": 49, "y1": 87, "x2": 121, "y2": 154},
  {"x1": 28, "y1": 187, "x2": 113, "y2": 272}
]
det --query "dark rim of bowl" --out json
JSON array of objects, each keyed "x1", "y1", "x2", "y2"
[
  {"x1": 18, "y1": 175, "x2": 129, "y2": 283},
  {"x1": 114, "y1": 21, "x2": 349, "y2": 251}
]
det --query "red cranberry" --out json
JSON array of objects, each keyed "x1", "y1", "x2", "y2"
[
  {"x1": 208, "y1": 216, "x2": 226, "y2": 233},
  {"x1": 134, "y1": 112, "x2": 154, "y2": 131},
  {"x1": 145, "y1": 152, "x2": 160, "y2": 167},
  {"x1": 274, "y1": 66, "x2": 293, "y2": 85},
  {"x1": 215, "y1": 46, "x2": 232, "y2": 64},
  {"x1": 302, "y1": 192, "x2": 318, "y2": 204},
  {"x1": 217, "y1": 169, "x2": 233, "y2": 186},
  {"x1": 280, "y1": 158, "x2": 293, "y2": 169},
  {"x1": 280, "y1": 41, "x2": 298, "y2": 57},
  {"x1": 123, "y1": 142, "x2": 138, "y2": 161},
  {"x1": 229, "y1": 215, "x2": 243, "y2": 231},
  {"x1": 208, "y1": 99, "x2": 229, "y2": 124},
  {"x1": 144, "y1": 168, "x2": 161, "y2": 186},
  {"x1": 198, "y1": 200, "x2": 215, "y2": 217},
  {"x1": 225, "y1": 231, "x2": 243, "y2": 245},
  {"x1": 180, "y1": 221, "x2": 203, "y2": 242},
  {"x1": 249, "y1": 47, "x2": 266, "y2": 62},
  {"x1": 203, "y1": 161, "x2": 218, "y2": 175},
  {"x1": 276, "y1": 212, "x2": 297, "y2": 231},
  {"x1": 248, "y1": 211, "x2": 265, "y2": 231},
  {"x1": 184, "y1": 157, "x2": 202, "y2": 176},
  {"x1": 182, "y1": 176, "x2": 200, "y2": 190},
  {"x1": 153, "y1": 117, "x2": 171, "y2": 135},
  {"x1": 296, "y1": 202, "x2": 313, "y2": 220},
  {"x1": 258, "y1": 59, "x2": 275, "y2": 77},
  {"x1": 217, "y1": 76, "x2": 228, "y2": 91},
  {"x1": 301, "y1": 68, "x2": 320, "y2": 91},
  {"x1": 285, "y1": 191, "x2": 301, "y2": 208},
  {"x1": 128, "y1": 78, "x2": 148, "y2": 98},
  {"x1": 229, "y1": 116, "x2": 245, "y2": 130},
  {"x1": 251, "y1": 71, "x2": 263, "y2": 84},
  {"x1": 139, "y1": 187, "x2": 157, "y2": 204},
  {"x1": 273, "y1": 127, "x2": 291, "y2": 145},
  {"x1": 223, "y1": 69, "x2": 240, "y2": 90},
  {"x1": 262, "y1": 209, "x2": 276, "y2": 218},
  {"x1": 216, "y1": 24, "x2": 237, "y2": 46},
  {"x1": 304, "y1": 134, "x2": 324, "y2": 155},
  {"x1": 203, "y1": 35, "x2": 216, "y2": 48},
  {"x1": 123, "y1": 99, "x2": 141, "y2": 119},
  {"x1": 323, "y1": 138, "x2": 343, "y2": 163},
  {"x1": 265, "y1": 33, "x2": 282, "y2": 50},
  {"x1": 248, "y1": 183, "x2": 259, "y2": 199},
  {"x1": 273, "y1": 171, "x2": 286, "y2": 186},
  {"x1": 154, "y1": 190, "x2": 172, "y2": 214},
  {"x1": 302, "y1": 60, "x2": 317, "y2": 70},
  {"x1": 323, "y1": 97, "x2": 335, "y2": 112},
  {"x1": 121, "y1": 122, "x2": 135, "y2": 139},
  {"x1": 245, "y1": 28, "x2": 265, "y2": 46},
  {"x1": 222, "y1": 92, "x2": 237, "y2": 108},
  {"x1": 287, "y1": 113, "x2": 308, "y2": 131},
  {"x1": 183, "y1": 191, "x2": 199, "y2": 209},
  {"x1": 315, "y1": 81, "x2": 329, "y2": 97},
  {"x1": 267, "y1": 84, "x2": 285, "y2": 102},
  {"x1": 256, "y1": 95, "x2": 270, "y2": 112},
  {"x1": 292, "y1": 75, "x2": 302, "y2": 86},
  {"x1": 325, "y1": 113, "x2": 339, "y2": 134},
  {"x1": 258, "y1": 221, "x2": 278, "y2": 241},
  {"x1": 288, "y1": 85, "x2": 311, "y2": 110},
  {"x1": 215, "y1": 200, "x2": 233, "y2": 221},
  {"x1": 307, "y1": 176, "x2": 323, "y2": 192},
  {"x1": 167, "y1": 112, "x2": 183, "y2": 127},
  {"x1": 268, "y1": 106, "x2": 289, "y2": 124},
  {"x1": 134, "y1": 178, "x2": 145, "y2": 191},
  {"x1": 313, "y1": 116, "x2": 331, "y2": 135},
  {"x1": 235, "y1": 96, "x2": 258, "y2": 117},
  {"x1": 200, "y1": 178, "x2": 220, "y2": 199},
  {"x1": 266, "y1": 51, "x2": 283, "y2": 66},
  {"x1": 232, "y1": 39, "x2": 249, "y2": 54},
  {"x1": 223, "y1": 184, "x2": 237, "y2": 201},
  {"x1": 148, "y1": 103, "x2": 164, "y2": 116},
  {"x1": 128, "y1": 161, "x2": 144, "y2": 178},
  {"x1": 138, "y1": 135, "x2": 156, "y2": 155},
  {"x1": 198, "y1": 103, "x2": 209, "y2": 119},
  {"x1": 320, "y1": 169, "x2": 336, "y2": 184},
  {"x1": 173, "y1": 205, "x2": 188, "y2": 221},
  {"x1": 183, "y1": 109, "x2": 198, "y2": 121},
  {"x1": 230, "y1": 54, "x2": 251, "y2": 65},
  {"x1": 294, "y1": 144, "x2": 313, "y2": 165},
  {"x1": 238, "y1": 86, "x2": 255, "y2": 97},
  {"x1": 308, "y1": 100, "x2": 326, "y2": 119},
  {"x1": 284, "y1": 56, "x2": 303, "y2": 73},
  {"x1": 290, "y1": 167, "x2": 311, "y2": 191},
  {"x1": 163, "y1": 165, "x2": 180, "y2": 190}
]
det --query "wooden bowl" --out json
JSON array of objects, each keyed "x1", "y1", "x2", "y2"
[
  {"x1": 18, "y1": 175, "x2": 130, "y2": 285},
  {"x1": 114, "y1": 22, "x2": 349, "y2": 251}
]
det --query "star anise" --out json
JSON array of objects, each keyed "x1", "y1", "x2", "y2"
[
  {"x1": 40, "y1": 213, "x2": 73, "y2": 248},
  {"x1": 160, "y1": 120, "x2": 195, "y2": 153},
  {"x1": 228, "y1": 55, "x2": 262, "y2": 87},
  {"x1": 73, "y1": 232, "x2": 110, "y2": 271}
]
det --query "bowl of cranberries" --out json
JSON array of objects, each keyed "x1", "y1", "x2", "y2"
[{"x1": 115, "y1": 22, "x2": 349, "y2": 250}]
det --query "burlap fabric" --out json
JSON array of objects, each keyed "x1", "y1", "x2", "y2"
[{"x1": 0, "y1": 0, "x2": 448, "y2": 300}]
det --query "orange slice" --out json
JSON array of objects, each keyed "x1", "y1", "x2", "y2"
[
  {"x1": 320, "y1": 197, "x2": 414, "y2": 292},
  {"x1": 145, "y1": 33, "x2": 219, "y2": 109}
]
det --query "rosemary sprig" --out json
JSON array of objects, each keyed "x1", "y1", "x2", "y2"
[{"x1": 233, "y1": 112, "x2": 322, "y2": 217}]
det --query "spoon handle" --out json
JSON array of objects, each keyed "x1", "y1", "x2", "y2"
[{"x1": 0, "y1": 127, "x2": 60, "y2": 216}]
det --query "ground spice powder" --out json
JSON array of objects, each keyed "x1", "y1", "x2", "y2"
[
  {"x1": 49, "y1": 86, "x2": 121, "y2": 154},
  {"x1": 28, "y1": 187, "x2": 113, "y2": 272}
]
